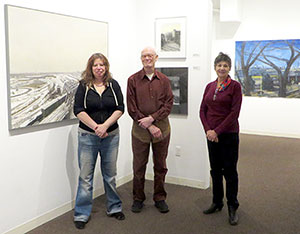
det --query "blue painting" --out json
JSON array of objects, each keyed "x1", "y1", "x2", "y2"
[{"x1": 235, "y1": 39, "x2": 300, "y2": 98}]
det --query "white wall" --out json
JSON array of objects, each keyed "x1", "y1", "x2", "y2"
[
  {"x1": 1, "y1": 0, "x2": 212, "y2": 233},
  {"x1": 213, "y1": 0, "x2": 300, "y2": 138},
  {"x1": 135, "y1": 0, "x2": 212, "y2": 188},
  {"x1": 0, "y1": 0, "x2": 137, "y2": 233}
]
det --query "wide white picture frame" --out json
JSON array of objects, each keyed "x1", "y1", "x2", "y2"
[{"x1": 155, "y1": 16, "x2": 186, "y2": 58}]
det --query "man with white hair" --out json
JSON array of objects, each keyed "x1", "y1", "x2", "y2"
[{"x1": 127, "y1": 47, "x2": 173, "y2": 213}]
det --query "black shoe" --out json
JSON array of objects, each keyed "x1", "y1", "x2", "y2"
[
  {"x1": 131, "y1": 200, "x2": 144, "y2": 213},
  {"x1": 155, "y1": 200, "x2": 169, "y2": 213},
  {"x1": 74, "y1": 221, "x2": 86, "y2": 229},
  {"x1": 203, "y1": 203, "x2": 224, "y2": 214},
  {"x1": 108, "y1": 211, "x2": 125, "y2": 220},
  {"x1": 228, "y1": 206, "x2": 238, "y2": 225}
]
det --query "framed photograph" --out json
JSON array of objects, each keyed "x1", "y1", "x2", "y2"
[
  {"x1": 5, "y1": 5, "x2": 108, "y2": 130},
  {"x1": 155, "y1": 17, "x2": 186, "y2": 58},
  {"x1": 156, "y1": 67, "x2": 188, "y2": 115}
]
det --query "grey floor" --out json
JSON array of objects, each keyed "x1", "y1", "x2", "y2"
[{"x1": 27, "y1": 134, "x2": 300, "y2": 234}]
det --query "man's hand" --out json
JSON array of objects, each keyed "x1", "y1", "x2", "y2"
[
  {"x1": 138, "y1": 116, "x2": 154, "y2": 129},
  {"x1": 148, "y1": 125, "x2": 162, "y2": 139}
]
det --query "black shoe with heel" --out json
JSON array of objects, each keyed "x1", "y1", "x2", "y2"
[
  {"x1": 228, "y1": 206, "x2": 238, "y2": 225},
  {"x1": 203, "y1": 203, "x2": 224, "y2": 214}
]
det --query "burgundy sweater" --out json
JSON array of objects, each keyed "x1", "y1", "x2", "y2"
[{"x1": 199, "y1": 78, "x2": 242, "y2": 135}]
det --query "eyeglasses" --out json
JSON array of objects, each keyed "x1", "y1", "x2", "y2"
[{"x1": 141, "y1": 54, "x2": 155, "y2": 59}]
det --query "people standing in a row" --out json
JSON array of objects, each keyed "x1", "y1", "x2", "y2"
[
  {"x1": 72, "y1": 51, "x2": 242, "y2": 230},
  {"x1": 127, "y1": 47, "x2": 173, "y2": 213},
  {"x1": 200, "y1": 52, "x2": 242, "y2": 225},
  {"x1": 73, "y1": 53, "x2": 125, "y2": 229}
]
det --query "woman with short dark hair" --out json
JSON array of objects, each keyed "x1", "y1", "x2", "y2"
[{"x1": 200, "y1": 52, "x2": 242, "y2": 225}]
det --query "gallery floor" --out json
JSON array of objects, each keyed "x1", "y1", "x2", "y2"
[{"x1": 27, "y1": 134, "x2": 300, "y2": 234}]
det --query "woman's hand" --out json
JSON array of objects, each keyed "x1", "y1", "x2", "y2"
[
  {"x1": 95, "y1": 124, "x2": 108, "y2": 138},
  {"x1": 206, "y1": 130, "x2": 219, "y2": 142}
]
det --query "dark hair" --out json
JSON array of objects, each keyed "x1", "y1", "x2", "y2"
[
  {"x1": 214, "y1": 52, "x2": 231, "y2": 68},
  {"x1": 81, "y1": 53, "x2": 112, "y2": 87}
]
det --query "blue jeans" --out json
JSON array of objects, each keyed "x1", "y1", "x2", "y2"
[{"x1": 74, "y1": 128, "x2": 122, "y2": 222}]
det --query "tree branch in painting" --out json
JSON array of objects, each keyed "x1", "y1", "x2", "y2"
[{"x1": 235, "y1": 39, "x2": 300, "y2": 98}]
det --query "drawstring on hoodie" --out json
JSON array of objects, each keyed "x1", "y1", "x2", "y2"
[
  {"x1": 84, "y1": 81, "x2": 118, "y2": 109},
  {"x1": 110, "y1": 82, "x2": 119, "y2": 106},
  {"x1": 84, "y1": 86, "x2": 89, "y2": 109}
]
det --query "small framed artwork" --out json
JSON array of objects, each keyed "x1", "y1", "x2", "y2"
[
  {"x1": 156, "y1": 67, "x2": 188, "y2": 115},
  {"x1": 155, "y1": 17, "x2": 186, "y2": 58}
]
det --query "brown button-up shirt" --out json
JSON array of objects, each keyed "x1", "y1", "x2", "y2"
[{"x1": 127, "y1": 69, "x2": 173, "y2": 143}]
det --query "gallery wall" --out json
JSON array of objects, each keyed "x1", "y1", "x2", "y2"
[
  {"x1": 213, "y1": 0, "x2": 300, "y2": 138},
  {"x1": 0, "y1": 0, "x2": 138, "y2": 233},
  {"x1": 0, "y1": 0, "x2": 213, "y2": 233}
]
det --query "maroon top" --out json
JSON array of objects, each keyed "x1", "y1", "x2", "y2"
[
  {"x1": 127, "y1": 69, "x2": 173, "y2": 121},
  {"x1": 199, "y1": 77, "x2": 242, "y2": 135}
]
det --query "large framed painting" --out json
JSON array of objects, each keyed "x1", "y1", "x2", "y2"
[
  {"x1": 235, "y1": 39, "x2": 300, "y2": 98},
  {"x1": 155, "y1": 17, "x2": 186, "y2": 58},
  {"x1": 156, "y1": 67, "x2": 188, "y2": 115},
  {"x1": 4, "y1": 5, "x2": 108, "y2": 130}
]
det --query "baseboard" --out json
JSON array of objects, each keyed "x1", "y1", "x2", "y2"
[
  {"x1": 241, "y1": 130, "x2": 300, "y2": 139},
  {"x1": 4, "y1": 174, "x2": 133, "y2": 234},
  {"x1": 5, "y1": 173, "x2": 202, "y2": 234},
  {"x1": 145, "y1": 173, "x2": 208, "y2": 189}
]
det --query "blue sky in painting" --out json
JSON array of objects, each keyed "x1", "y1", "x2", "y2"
[{"x1": 235, "y1": 39, "x2": 300, "y2": 69}]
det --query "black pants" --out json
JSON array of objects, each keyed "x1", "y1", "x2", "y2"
[{"x1": 207, "y1": 133, "x2": 239, "y2": 209}]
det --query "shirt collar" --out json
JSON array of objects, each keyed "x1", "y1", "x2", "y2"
[{"x1": 140, "y1": 68, "x2": 161, "y2": 80}]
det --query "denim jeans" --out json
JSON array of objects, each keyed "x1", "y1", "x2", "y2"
[{"x1": 74, "y1": 128, "x2": 122, "y2": 222}]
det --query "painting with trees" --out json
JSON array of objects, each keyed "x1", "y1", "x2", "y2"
[{"x1": 235, "y1": 39, "x2": 300, "y2": 98}]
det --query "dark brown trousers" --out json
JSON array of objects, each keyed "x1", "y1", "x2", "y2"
[{"x1": 132, "y1": 134, "x2": 170, "y2": 202}]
